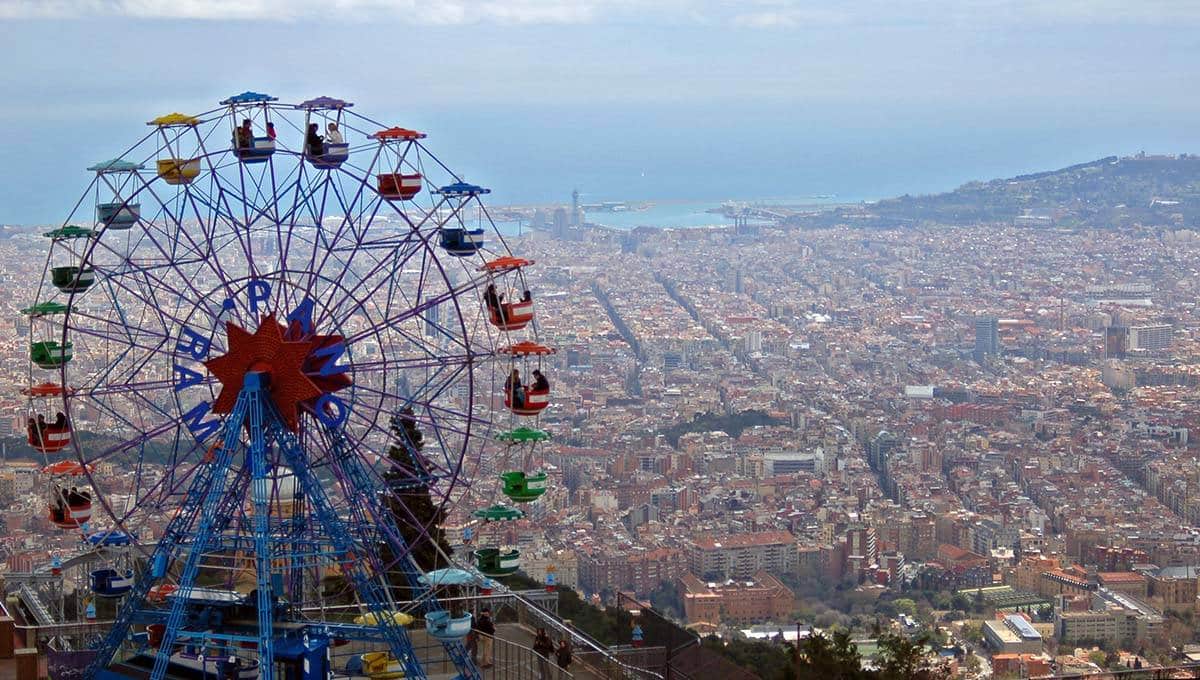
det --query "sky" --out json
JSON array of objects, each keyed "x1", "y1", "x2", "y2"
[{"x1": 2, "y1": 0, "x2": 1199, "y2": 223}]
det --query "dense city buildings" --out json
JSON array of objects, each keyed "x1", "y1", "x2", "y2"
[{"x1": 8, "y1": 158, "x2": 1200, "y2": 675}]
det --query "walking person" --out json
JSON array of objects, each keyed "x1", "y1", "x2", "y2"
[
  {"x1": 555, "y1": 638, "x2": 573, "y2": 676},
  {"x1": 475, "y1": 607, "x2": 496, "y2": 668},
  {"x1": 533, "y1": 627, "x2": 554, "y2": 679}
]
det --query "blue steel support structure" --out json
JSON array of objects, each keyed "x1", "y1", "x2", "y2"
[
  {"x1": 320, "y1": 426, "x2": 482, "y2": 680},
  {"x1": 149, "y1": 376, "x2": 270, "y2": 680},
  {"x1": 89, "y1": 371, "x2": 478, "y2": 680},
  {"x1": 87, "y1": 381, "x2": 251, "y2": 678},
  {"x1": 246, "y1": 374, "x2": 276, "y2": 671}
]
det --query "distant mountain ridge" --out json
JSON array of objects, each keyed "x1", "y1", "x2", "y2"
[{"x1": 796, "y1": 153, "x2": 1200, "y2": 228}]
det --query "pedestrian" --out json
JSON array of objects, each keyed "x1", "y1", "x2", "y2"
[
  {"x1": 533, "y1": 627, "x2": 554, "y2": 678},
  {"x1": 555, "y1": 638, "x2": 572, "y2": 673},
  {"x1": 475, "y1": 607, "x2": 495, "y2": 668}
]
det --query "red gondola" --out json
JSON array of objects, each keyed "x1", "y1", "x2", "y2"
[
  {"x1": 377, "y1": 173, "x2": 423, "y2": 201},
  {"x1": 490, "y1": 299, "x2": 534, "y2": 331},
  {"x1": 28, "y1": 412, "x2": 71, "y2": 453}
]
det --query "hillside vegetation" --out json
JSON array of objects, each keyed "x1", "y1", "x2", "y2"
[{"x1": 792, "y1": 154, "x2": 1200, "y2": 228}]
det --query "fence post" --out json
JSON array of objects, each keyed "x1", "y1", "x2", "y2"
[{"x1": 0, "y1": 616, "x2": 13, "y2": 658}]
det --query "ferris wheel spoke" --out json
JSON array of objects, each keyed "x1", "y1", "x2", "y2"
[
  {"x1": 81, "y1": 375, "x2": 216, "y2": 398},
  {"x1": 309, "y1": 170, "x2": 380, "y2": 278},
  {"x1": 310, "y1": 422, "x2": 458, "y2": 570},
  {"x1": 79, "y1": 409, "x2": 188, "y2": 467},
  {"x1": 110, "y1": 448, "x2": 206, "y2": 528},
  {"x1": 78, "y1": 274, "x2": 226, "y2": 354},
  {"x1": 349, "y1": 352, "x2": 477, "y2": 374},
  {"x1": 337, "y1": 270, "x2": 486, "y2": 347}
]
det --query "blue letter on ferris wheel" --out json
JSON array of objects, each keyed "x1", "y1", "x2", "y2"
[
  {"x1": 248, "y1": 279, "x2": 271, "y2": 313},
  {"x1": 182, "y1": 401, "x2": 220, "y2": 442}
]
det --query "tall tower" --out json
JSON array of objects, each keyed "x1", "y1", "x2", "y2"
[
  {"x1": 571, "y1": 188, "x2": 581, "y2": 227},
  {"x1": 974, "y1": 316, "x2": 1000, "y2": 362}
]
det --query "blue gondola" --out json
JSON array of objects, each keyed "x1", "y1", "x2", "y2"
[
  {"x1": 222, "y1": 91, "x2": 279, "y2": 164},
  {"x1": 87, "y1": 529, "x2": 136, "y2": 547},
  {"x1": 97, "y1": 202, "x2": 140, "y2": 229},
  {"x1": 425, "y1": 611, "x2": 473, "y2": 641},
  {"x1": 91, "y1": 567, "x2": 135, "y2": 597},
  {"x1": 308, "y1": 142, "x2": 350, "y2": 169},
  {"x1": 221, "y1": 91, "x2": 278, "y2": 105},
  {"x1": 233, "y1": 137, "x2": 276, "y2": 163},
  {"x1": 436, "y1": 181, "x2": 490, "y2": 197},
  {"x1": 439, "y1": 227, "x2": 485, "y2": 257}
]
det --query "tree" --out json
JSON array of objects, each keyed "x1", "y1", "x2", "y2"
[
  {"x1": 876, "y1": 633, "x2": 950, "y2": 680},
  {"x1": 380, "y1": 407, "x2": 454, "y2": 589},
  {"x1": 647, "y1": 580, "x2": 684, "y2": 620},
  {"x1": 963, "y1": 654, "x2": 981, "y2": 676},
  {"x1": 795, "y1": 629, "x2": 869, "y2": 680},
  {"x1": 893, "y1": 598, "x2": 918, "y2": 617},
  {"x1": 951, "y1": 593, "x2": 970, "y2": 611}
]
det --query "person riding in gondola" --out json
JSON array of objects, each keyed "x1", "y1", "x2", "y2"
[
  {"x1": 305, "y1": 123, "x2": 324, "y2": 157},
  {"x1": 531, "y1": 369, "x2": 549, "y2": 393},
  {"x1": 504, "y1": 369, "x2": 525, "y2": 409},
  {"x1": 236, "y1": 119, "x2": 253, "y2": 148},
  {"x1": 27, "y1": 415, "x2": 43, "y2": 446},
  {"x1": 67, "y1": 486, "x2": 90, "y2": 506},
  {"x1": 49, "y1": 484, "x2": 67, "y2": 522},
  {"x1": 484, "y1": 283, "x2": 506, "y2": 324},
  {"x1": 326, "y1": 122, "x2": 344, "y2": 144}
]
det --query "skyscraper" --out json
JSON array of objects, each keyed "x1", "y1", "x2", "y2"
[
  {"x1": 974, "y1": 316, "x2": 1000, "y2": 362},
  {"x1": 552, "y1": 207, "x2": 569, "y2": 239}
]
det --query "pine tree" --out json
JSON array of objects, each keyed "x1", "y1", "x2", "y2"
[{"x1": 381, "y1": 407, "x2": 453, "y2": 589}]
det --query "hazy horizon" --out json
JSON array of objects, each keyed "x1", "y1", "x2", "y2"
[{"x1": 3, "y1": 0, "x2": 1199, "y2": 224}]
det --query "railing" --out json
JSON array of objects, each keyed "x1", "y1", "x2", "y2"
[
  {"x1": 15, "y1": 583, "x2": 54, "y2": 626},
  {"x1": 508, "y1": 591, "x2": 665, "y2": 679},
  {"x1": 306, "y1": 589, "x2": 656, "y2": 678},
  {"x1": 326, "y1": 626, "x2": 574, "y2": 680},
  {"x1": 1033, "y1": 665, "x2": 1200, "y2": 679}
]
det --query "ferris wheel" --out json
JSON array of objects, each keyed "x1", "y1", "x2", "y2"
[{"x1": 21, "y1": 92, "x2": 556, "y2": 679}]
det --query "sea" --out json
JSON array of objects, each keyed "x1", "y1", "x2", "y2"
[{"x1": 493, "y1": 196, "x2": 867, "y2": 234}]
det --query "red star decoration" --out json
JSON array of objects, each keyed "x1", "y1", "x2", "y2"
[{"x1": 205, "y1": 314, "x2": 323, "y2": 431}]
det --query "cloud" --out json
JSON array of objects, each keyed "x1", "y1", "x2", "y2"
[
  {"x1": 4, "y1": 0, "x2": 1200, "y2": 26},
  {"x1": 730, "y1": 0, "x2": 1200, "y2": 29},
  {"x1": 0, "y1": 0, "x2": 638, "y2": 23}
]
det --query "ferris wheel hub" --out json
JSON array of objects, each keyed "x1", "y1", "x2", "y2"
[{"x1": 204, "y1": 314, "x2": 349, "y2": 431}]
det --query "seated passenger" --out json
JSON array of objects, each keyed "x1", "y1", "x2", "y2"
[
  {"x1": 266, "y1": 121, "x2": 277, "y2": 140},
  {"x1": 326, "y1": 122, "x2": 344, "y2": 145},
  {"x1": 531, "y1": 369, "x2": 550, "y2": 393},
  {"x1": 305, "y1": 123, "x2": 324, "y2": 156},
  {"x1": 51, "y1": 411, "x2": 67, "y2": 429},
  {"x1": 521, "y1": 289, "x2": 532, "y2": 304},
  {"x1": 235, "y1": 120, "x2": 253, "y2": 148},
  {"x1": 484, "y1": 284, "x2": 505, "y2": 322},
  {"x1": 504, "y1": 369, "x2": 525, "y2": 408},
  {"x1": 68, "y1": 486, "x2": 90, "y2": 506}
]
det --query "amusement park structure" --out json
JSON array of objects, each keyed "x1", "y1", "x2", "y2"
[{"x1": 18, "y1": 92, "x2": 561, "y2": 679}]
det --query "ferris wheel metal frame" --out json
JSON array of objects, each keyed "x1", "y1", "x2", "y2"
[{"x1": 20, "y1": 91, "x2": 556, "y2": 680}]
